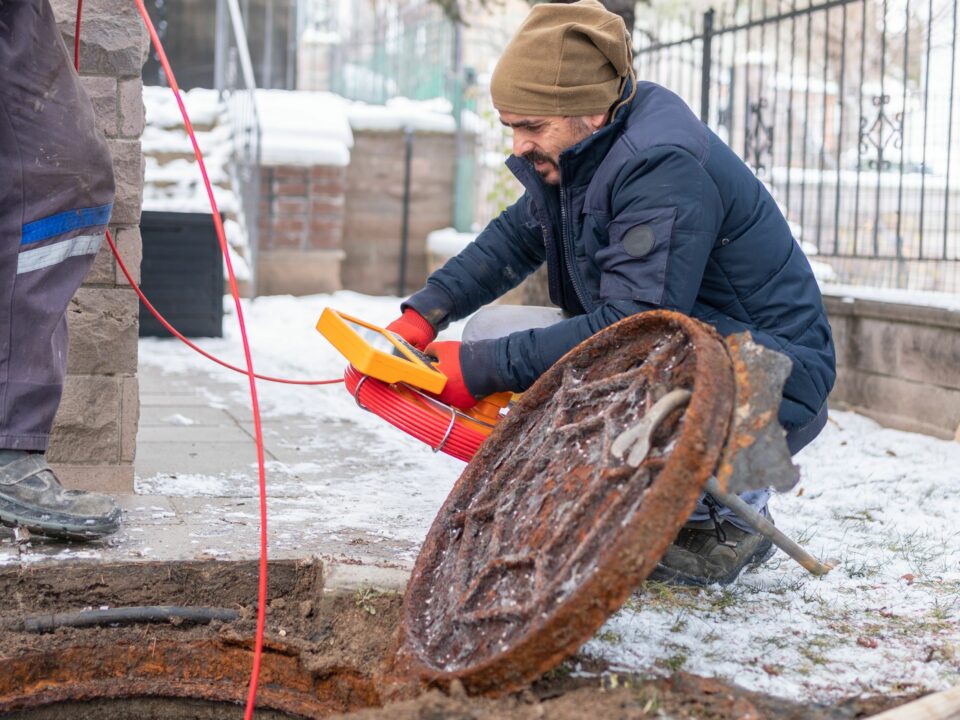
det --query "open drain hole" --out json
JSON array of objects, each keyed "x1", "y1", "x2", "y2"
[{"x1": 5, "y1": 697, "x2": 307, "y2": 720}]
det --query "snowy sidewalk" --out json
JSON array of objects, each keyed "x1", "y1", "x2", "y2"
[{"x1": 4, "y1": 290, "x2": 960, "y2": 705}]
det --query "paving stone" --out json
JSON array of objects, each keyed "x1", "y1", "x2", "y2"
[
  {"x1": 139, "y1": 405, "x2": 239, "y2": 427},
  {"x1": 139, "y1": 425, "x2": 254, "y2": 443}
]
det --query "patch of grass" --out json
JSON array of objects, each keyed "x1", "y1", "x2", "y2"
[
  {"x1": 354, "y1": 586, "x2": 384, "y2": 615},
  {"x1": 706, "y1": 587, "x2": 739, "y2": 611},
  {"x1": 632, "y1": 686, "x2": 661, "y2": 714},
  {"x1": 885, "y1": 530, "x2": 944, "y2": 575},
  {"x1": 834, "y1": 507, "x2": 882, "y2": 523},
  {"x1": 635, "y1": 581, "x2": 702, "y2": 612},
  {"x1": 655, "y1": 652, "x2": 687, "y2": 673},
  {"x1": 601, "y1": 673, "x2": 637, "y2": 690},
  {"x1": 792, "y1": 524, "x2": 819, "y2": 546},
  {"x1": 843, "y1": 557, "x2": 882, "y2": 579},
  {"x1": 799, "y1": 646, "x2": 830, "y2": 666},
  {"x1": 597, "y1": 629, "x2": 622, "y2": 644},
  {"x1": 542, "y1": 662, "x2": 573, "y2": 683}
]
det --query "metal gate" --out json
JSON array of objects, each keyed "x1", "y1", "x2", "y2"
[{"x1": 636, "y1": 0, "x2": 959, "y2": 294}]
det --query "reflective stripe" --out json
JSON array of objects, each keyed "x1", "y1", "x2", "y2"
[
  {"x1": 17, "y1": 233, "x2": 103, "y2": 274},
  {"x1": 20, "y1": 204, "x2": 113, "y2": 245}
]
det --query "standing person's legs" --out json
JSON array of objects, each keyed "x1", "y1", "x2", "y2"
[{"x1": 0, "y1": 0, "x2": 120, "y2": 539}]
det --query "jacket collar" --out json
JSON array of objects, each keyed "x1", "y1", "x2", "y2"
[{"x1": 504, "y1": 78, "x2": 636, "y2": 194}]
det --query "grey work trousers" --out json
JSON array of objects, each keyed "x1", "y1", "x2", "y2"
[{"x1": 0, "y1": 0, "x2": 116, "y2": 451}]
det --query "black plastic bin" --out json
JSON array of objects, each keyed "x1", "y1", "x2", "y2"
[{"x1": 138, "y1": 210, "x2": 225, "y2": 338}]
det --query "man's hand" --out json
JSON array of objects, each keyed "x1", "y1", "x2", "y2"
[
  {"x1": 424, "y1": 341, "x2": 478, "y2": 410},
  {"x1": 385, "y1": 308, "x2": 436, "y2": 351}
]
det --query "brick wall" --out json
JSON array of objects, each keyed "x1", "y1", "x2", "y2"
[
  {"x1": 256, "y1": 165, "x2": 347, "y2": 295},
  {"x1": 48, "y1": 0, "x2": 147, "y2": 492}
]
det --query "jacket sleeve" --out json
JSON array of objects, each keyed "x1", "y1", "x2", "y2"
[
  {"x1": 402, "y1": 194, "x2": 545, "y2": 332},
  {"x1": 463, "y1": 146, "x2": 725, "y2": 398}
]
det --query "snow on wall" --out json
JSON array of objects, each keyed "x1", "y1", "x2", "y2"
[
  {"x1": 255, "y1": 89, "x2": 354, "y2": 168},
  {"x1": 426, "y1": 227, "x2": 478, "y2": 257}
]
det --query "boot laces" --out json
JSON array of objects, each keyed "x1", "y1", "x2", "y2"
[{"x1": 704, "y1": 495, "x2": 731, "y2": 546}]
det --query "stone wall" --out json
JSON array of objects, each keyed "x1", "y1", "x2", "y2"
[
  {"x1": 824, "y1": 293, "x2": 960, "y2": 441},
  {"x1": 256, "y1": 165, "x2": 346, "y2": 296},
  {"x1": 254, "y1": 128, "x2": 459, "y2": 298},
  {"x1": 343, "y1": 130, "x2": 457, "y2": 296},
  {"x1": 48, "y1": 0, "x2": 147, "y2": 492}
]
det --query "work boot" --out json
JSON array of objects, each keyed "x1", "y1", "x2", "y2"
[
  {"x1": 647, "y1": 513, "x2": 776, "y2": 587},
  {"x1": 0, "y1": 451, "x2": 121, "y2": 541}
]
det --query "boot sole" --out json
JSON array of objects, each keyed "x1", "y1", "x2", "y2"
[
  {"x1": 647, "y1": 538, "x2": 776, "y2": 587},
  {"x1": 0, "y1": 496, "x2": 121, "y2": 541}
]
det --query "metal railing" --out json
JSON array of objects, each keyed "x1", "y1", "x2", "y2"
[
  {"x1": 636, "y1": 0, "x2": 960, "y2": 294},
  {"x1": 215, "y1": 0, "x2": 263, "y2": 296}
]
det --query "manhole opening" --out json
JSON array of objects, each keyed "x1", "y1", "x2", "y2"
[
  {"x1": 0, "y1": 559, "x2": 390, "y2": 718},
  {"x1": 4, "y1": 697, "x2": 307, "y2": 720}
]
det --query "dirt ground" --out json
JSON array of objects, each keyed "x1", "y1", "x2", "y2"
[{"x1": 0, "y1": 560, "x2": 919, "y2": 719}]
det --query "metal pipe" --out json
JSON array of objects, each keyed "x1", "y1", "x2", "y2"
[
  {"x1": 214, "y1": 0, "x2": 228, "y2": 96},
  {"x1": 700, "y1": 9, "x2": 714, "y2": 122},
  {"x1": 398, "y1": 126, "x2": 414, "y2": 297},
  {"x1": 704, "y1": 477, "x2": 834, "y2": 576}
]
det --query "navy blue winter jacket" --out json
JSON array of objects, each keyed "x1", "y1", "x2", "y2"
[{"x1": 405, "y1": 81, "x2": 835, "y2": 430}]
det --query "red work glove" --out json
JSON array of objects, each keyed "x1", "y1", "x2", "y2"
[
  {"x1": 424, "y1": 341, "x2": 478, "y2": 410},
  {"x1": 385, "y1": 308, "x2": 436, "y2": 351}
]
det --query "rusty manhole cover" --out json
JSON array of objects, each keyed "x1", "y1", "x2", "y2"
[{"x1": 394, "y1": 310, "x2": 736, "y2": 694}]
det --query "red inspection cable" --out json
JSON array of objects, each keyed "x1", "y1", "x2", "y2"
[
  {"x1": 107, "y1": 232, "x2": 342, "y2": 386},
  {"x1": 75, "y1": 10, "x2": 269, "y2": 718},
  {"x1": 344, "y1": 366, "x2": 490, "y2": 463}
]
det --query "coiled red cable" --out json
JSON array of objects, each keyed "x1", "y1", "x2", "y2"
[{"x1": 344, "y1": 366, "x2": 489, "y2": 463}]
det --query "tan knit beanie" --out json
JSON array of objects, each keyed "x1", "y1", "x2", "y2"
[{"x1": 490, "y1": 0, "x2": 633, "y2": 117}]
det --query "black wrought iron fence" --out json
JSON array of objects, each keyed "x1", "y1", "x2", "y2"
[{"x1": 635, "y1": 0, "x2": 959, "y2": 294}]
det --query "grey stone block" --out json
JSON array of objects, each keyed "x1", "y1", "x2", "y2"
[
  {"x1": 66, "y1": 286, "x2": 139, "y2": 375},
  {"x1": 112, "y1": 225, "x2": 143, "y2": 285},
  {"x1": 119, "y1": 77, "x2": 145, "y2": 138},
  {"x1": 107, "y1": 138, "x2": 144, "y2": 225},
  {"x1": 121, "y1": 375, "x2": 140, "y2": 463},
  {"x1": 79, "y1": 75, "x2": 118, "y2": 137},
  {"x1": 85, "y1": 237, "x2": 116, "y2": 286},
  {"x1": 49, "y1": 375, "x2": 121, "y2": 463}
]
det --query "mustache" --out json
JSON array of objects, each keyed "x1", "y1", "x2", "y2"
[{"x1": 523, "y1": 150, "x2": 556, "y2": 168}]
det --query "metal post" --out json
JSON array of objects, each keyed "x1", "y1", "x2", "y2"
[
  {"x1": 700, "y1": 9, "x2": 715, "y2": 123},
  {"x1": 398, "y1": 127, "x2": 414, "y2": 297},
  {"x1": 214, "y1": 0, "x2": 229, "y2": 96},
  {"x1": 263, "y1": 0, "x2": 275, "y2": 89},
  {"x1": 285, "y1": 0, "x2": 297, "y2": 89},
  {"x1": 451, "y1": 20, "x2": 473, "y2": 232}
]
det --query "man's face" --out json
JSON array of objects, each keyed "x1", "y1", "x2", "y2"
[{"x1": 499, "y1": 111, "x2": 603, "y2": 185}]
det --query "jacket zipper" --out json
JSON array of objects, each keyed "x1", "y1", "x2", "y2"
[{"x1": 558, "y1": 178, "x2": 592, "y2": 313}]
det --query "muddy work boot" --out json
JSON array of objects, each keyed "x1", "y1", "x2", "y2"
[
  {"x1": 647, "y1": 513, "x2": 775, "y2": 587},
  {"x1": 0, "y1": 451, "x2": 121, "y2": 541}
]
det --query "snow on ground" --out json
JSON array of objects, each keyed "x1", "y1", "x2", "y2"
[
  {"x1": 137, "y1": 291, "x2": 467, "y2": 550},
  {"x1": 585, "y1": 408, "x2": 960, "y2": 701},
  {"x1": 138, "y1": 290, "x2": 960, "y2": 703}
]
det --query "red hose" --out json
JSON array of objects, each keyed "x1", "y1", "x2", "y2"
[
  {"x1": 107, "y1": 6, "x2": 269, "y2": 717},
  {"x1": 106, "y1": 231, "x2": 341, "y2": 386},
  {"x1": 73, "y1": 11, "x2": 488, "y2": 717}
]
